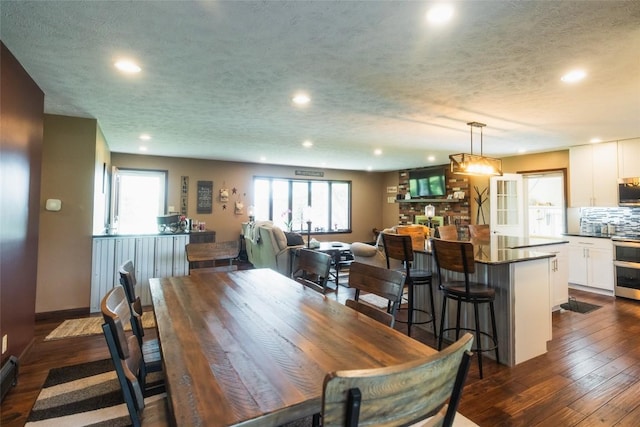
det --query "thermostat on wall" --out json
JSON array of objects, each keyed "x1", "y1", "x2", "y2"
[{"x1": 45, "y1": 199, "x2": 62, "y2": 211}]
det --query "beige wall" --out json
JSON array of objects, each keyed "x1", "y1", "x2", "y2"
[
  {"x1": 93, "y1": 126, "x2": 111, "y2": 234},
  {"x1": 111, "y1": 153, "x2": 386, "y2": 244},
  {"x1": 381, "y1": 171, "x2": 400, "y2": 230},
  {"x1": 36, "y1": 115, "x2": 98, "y2": 312}
]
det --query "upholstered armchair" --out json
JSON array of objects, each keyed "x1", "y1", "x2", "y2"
[
  {"x1": 351, "y1": 225, "x2": 430, "y2": 269},
  {"x1": 242, "y1": 221, "x2": 304, "y2": 275}
]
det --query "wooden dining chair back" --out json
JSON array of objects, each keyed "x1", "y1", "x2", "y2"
[
  {"x1": 468, "y1": 224, "x2": 491, "y2": 239},
  {"x1": 318, "y1": 333, "x2": 473, "y2": 427},
  {"x1": 119, "y1": 261, "x2": 162, "y2": 372},
  {"x1": 101, "y1": 285, "x2": 168, "y2": 427},
  {"x1": 431, "y1": 238, "x2": 500, "y2": 378},
  {"x1": 436, "y1": 225, "x2": 459, "y2": 240},
  {"x1": 345, "y1": 262, "x2": 406, "y2": 327},
  {"x1": 292, "y1": 248, "x2": 333, "y2": 294}
]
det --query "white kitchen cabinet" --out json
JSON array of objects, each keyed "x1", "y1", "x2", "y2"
[
  {"x1": 91, "y1": 234, "x2": 190, "y2": 313},
  {"x1": 538, "y1": 244, "x2": 568, "y2": 310},
  {"x1": 569, "y1": 142, "x2": 618, "y2": 207},
  {"x1": 617, "y1": 138, "x2": 640, "y2": 178},
  {"x1": 567, "y1": 236, "x2": 614, "y2": 294}
]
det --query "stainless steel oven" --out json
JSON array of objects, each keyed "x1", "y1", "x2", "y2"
[{"x1": 613, "y1": 236, "x2": 640, "y2": 300}]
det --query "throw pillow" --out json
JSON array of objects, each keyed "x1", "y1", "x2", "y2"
[{"x1": 284, "y1": 232, "x2": 305, "y2": 246}]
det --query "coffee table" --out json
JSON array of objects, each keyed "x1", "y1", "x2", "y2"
[{"x1": 316, "y1": 242, "x2": 353, "y2": 287}]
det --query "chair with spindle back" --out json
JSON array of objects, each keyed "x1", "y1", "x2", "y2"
[
  {"x1": 432, "y1": 238, "x2": 500, "y2": 379},
  {"x1": 315, "y1": 333, "x2": 473, "y2": 427},
  {"x1": 291, "y1": 248, "x2": 333, "y2": 294},
  {"x1": 382, "y1": 233, "x2": 437, "y2": 338},
  {"x1": 345, "y1": 262, "x2": 406, "y2": 327},
  {"x1": 101, "y1": 285, "x2": 168, "y2": 427}
]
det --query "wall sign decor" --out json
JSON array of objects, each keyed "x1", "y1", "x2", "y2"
[
  {"x1": 295, "y1": 170, "x2": 324, "y2": 177},
  {"x1": 181, "y1": 176, "x2": 189, "y2": 216},
  {"x1": 197, "y1": 180, "x2": 213, "y2": 214}
]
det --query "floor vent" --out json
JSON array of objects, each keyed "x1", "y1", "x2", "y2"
[{"x1": 0, "y1": 356, "x2": 18, "y2": 402}]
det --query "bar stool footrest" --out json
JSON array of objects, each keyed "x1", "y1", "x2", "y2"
[{"x1": 440, "y1": 327, "x2": 499, "y2": 353}]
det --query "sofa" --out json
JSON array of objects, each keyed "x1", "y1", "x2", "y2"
[
  {"x1": 242, "y1": 221, "x2": 305, "y2": 275},
  {"x1": 350, "y1": 224, "x2": 430, "y2": 269}
]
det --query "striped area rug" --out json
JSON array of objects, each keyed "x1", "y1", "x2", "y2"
[
  {"x1": 26, "y1": 359, "x2": 164, "y2": 427},
  {"x1": 45, "y1": 312, "x2": 156, "y2": 341}
]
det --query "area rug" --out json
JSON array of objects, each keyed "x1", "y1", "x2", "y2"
[
  {"x1": 45, "y1": 312, "x2": 156, "y2": 341},
  {"x1": 560, "y1": 298, "x2": 602, "y2": 314},
  {"x1": 25, "y1": 359, "x2": 164, "y2": 427}
]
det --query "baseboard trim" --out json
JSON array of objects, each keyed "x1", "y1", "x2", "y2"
[{"x1": 35, "y1": 307, "x2": 91, "y2": 322}]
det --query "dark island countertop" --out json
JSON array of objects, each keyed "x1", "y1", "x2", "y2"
[
  {"x1": 420, "y1": 235, "x2": 568, "y2": 265},
  {"x1": 563, "y1": 232, "x2": 613, "y2": 239}
]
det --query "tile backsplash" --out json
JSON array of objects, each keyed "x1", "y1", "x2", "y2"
[{"x1": 579, "y1": 207, "x2": 640, "y2": 235}]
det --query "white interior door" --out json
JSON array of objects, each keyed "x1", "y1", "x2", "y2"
[{"x1": 490, "y1": 173, "x2": 524, "y2": 236}]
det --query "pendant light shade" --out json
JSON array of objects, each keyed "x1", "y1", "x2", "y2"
[{"x1": 449, "y1": 122, "x2": 503, "y2": 176}]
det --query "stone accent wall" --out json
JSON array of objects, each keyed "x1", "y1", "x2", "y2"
[{"x1": 397, "y1": 167, "x2": 471, "y2": 227}]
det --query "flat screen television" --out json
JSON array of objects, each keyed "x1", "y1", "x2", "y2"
[{"x1": 408, "y1": 167, "x2": 446, "y2": 198}]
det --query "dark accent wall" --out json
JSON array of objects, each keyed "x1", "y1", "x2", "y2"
[{"x1": 0, "y1": 42, "x2": 44, "y2": 364}]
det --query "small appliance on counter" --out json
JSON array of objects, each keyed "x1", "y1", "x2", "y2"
[{"x1": 157, "y1": 214, "x2": 180, "y2": 233}]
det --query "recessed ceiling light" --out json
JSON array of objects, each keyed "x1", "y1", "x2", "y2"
[
  {"x1": 260, "y1": 156, "x2": 267, "y2": 162},
  {"x1": 292, "y1": 93, "x2": 310, "y2": 105},
  {"x1": 427, "y1": 155, "x2": 436, "y2": 162},
  {"x1": 374, "y1": 149, "x2": 382, "y2": 156},
  {"x1": 139, "y1": 134, "x2": 151, "y2": 140},
  {"x1": 561, "y1": 69, "x2": 586, "y2": 83},
  {"x1": 139, "y1": 146, "x2": 148, "y2": 152},
  {"x1": 367, "y1": 166, "x2": 373, "y2": 171},
  {"x1": 518, "y1": 148, "x2": 527, "y2": 154},
  {"x1": 114, "y1": 59, "x2": 141, "y2": 74},
  {"x1": 302, "y1": 140, "x2": 313, "y2": 148},
  {"x1": 590, "y1": 138, "x2": 602, "y2": 143},
  {"x1": 427, "y1": 4, "x2": 454, "y2": 24}
]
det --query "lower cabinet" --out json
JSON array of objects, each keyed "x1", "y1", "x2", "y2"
[
  {"x1": 567, "y1": 236, "x2": 614, "y2": 293},
  {"x1": 91, "y1": 234, "x2": 189, "y2": 312},
  {"x1": 537, "y1": 244, "x2": 569, "y2": 310}
]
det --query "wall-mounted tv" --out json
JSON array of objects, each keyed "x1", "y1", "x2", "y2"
[{"x1": 408, "y1": 166, "x2": 446, "y2": 198}]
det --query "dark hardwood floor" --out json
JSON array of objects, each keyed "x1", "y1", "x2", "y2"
[{"x1": 3, "y1": 286, "x2": 640, "y2": 426}]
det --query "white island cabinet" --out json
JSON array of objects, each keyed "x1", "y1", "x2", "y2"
[
  {"x1": 567, "y1": 235, "x2": 614, "y2": 295},
  {"x1": 90, "y1": 234, "x2": 189, "y2": 312}
]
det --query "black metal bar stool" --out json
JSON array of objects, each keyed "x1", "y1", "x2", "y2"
[
  {"x1": 382, "y1": 233, "x2": 437, "y2": 338},
  {"x1": 431, "y1": 238, "x2": 500, "y2": 379}
]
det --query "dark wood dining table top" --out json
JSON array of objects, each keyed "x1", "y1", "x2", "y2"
[{"x1": 149, "y1": 268, "x2": 437, "y2": 427}]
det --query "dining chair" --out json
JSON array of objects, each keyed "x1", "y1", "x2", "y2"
[
  {"x1": 119, "y1": 260, "x2": 162, "y2": 372},
  {"x1": 468, "y1": 224, "x2": 491, "y2": 239},
  {"x1": 291, "y1": 248, "x2": 333, "y2": 294},
  {"x1": 315, "y1": 333, "x2": 473, "y2": 427},
  {"x1": 382, "y1": 233, "x2": 437, "y2": 338},
  {"x1": 431, "y1": 238, "x2": 500, "y2": 379},
  {"x1": 344, "y1": 262, "x2": 406, "y2": 327},
  {"x1": 436, "y1": 225, "x2": 459, "y2": 240},
  {"x1": 101, "y1": 285, "x2": 168, "y2": 427}
]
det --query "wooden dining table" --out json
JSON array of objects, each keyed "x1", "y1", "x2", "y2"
[{"x1": 149, "y1": 268, "x2": 437, "y2": 427}]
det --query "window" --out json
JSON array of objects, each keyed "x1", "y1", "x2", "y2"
[
  {"x1": 253, "y1": 177, "x2": 351, "y2": 233},
  {"x1": 111, "y1": 168, "x2": 168, "y2": 234}
]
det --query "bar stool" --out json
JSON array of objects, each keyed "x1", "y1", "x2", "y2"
[
  {"x1": 382, "y1": 233, "x2": 437, "y2": 338},
  {"x1": 431, "y1": 238, "x2": 499, "y2": 379}
]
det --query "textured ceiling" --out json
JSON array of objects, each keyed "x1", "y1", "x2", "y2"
[{"x1": 1, "y1": 1, "x2": 639, "y2": 171}]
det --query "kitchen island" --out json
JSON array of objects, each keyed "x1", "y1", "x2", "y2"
[{"x1": 414, "y1": 235, "x2": 568, "y2": 367}]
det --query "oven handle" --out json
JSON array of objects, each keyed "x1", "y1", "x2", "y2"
[
  {"x1": 614, "y1": 260, "x2": 640, "y2": 269},
  {"x1": 613, "y1": 240, "x2": 640, "y2": 249}
]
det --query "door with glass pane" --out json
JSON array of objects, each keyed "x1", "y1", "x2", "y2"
[{"x1": 490, "y1": 173, "x2": 524, "y2": 236}]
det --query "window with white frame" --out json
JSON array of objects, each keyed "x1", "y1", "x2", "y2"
[
  {"x1": 253, "y1": 177, "x2": 351, "y2": 233},
  {"x1": 111, "y1": 168, "x2": 168, "y2": 234}
]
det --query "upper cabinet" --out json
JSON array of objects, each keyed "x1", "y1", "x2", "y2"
[
  {"x1": 617, "y1": 138, "x2": 640, "y2": 178},
  {"x1": 569, "y1": 142, "x2": 618, "y2": 207}
]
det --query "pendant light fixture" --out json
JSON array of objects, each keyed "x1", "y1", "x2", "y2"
[{"x1": 449, "y1": 122, "x2": 503, "y2": 176}]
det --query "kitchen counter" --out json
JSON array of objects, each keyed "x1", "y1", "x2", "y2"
[
  {"x1": 419, "y1": 235, "x2": 566, "y2": 265},
  {"x1": 93, "y1": 229, "x2": 214, "y2": 238},
  {"x1": 413, "y1": 234, "x2": 568, "y2": 366},
  {"x1": 563, "y1": 232, "x2": 612, "y2": 239}
]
